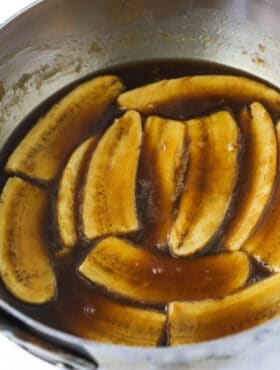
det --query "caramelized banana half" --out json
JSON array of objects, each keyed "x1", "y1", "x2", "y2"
[
  {"x1": 79, "y1": 237, "x2": 250, "y2": 304},
  {"x1": 0, "y1": 177, "x2": 56, "y2": 304},
  {"x1": 69, "y1": 295, "x2": 166, "y2": 346},
  {"x1": 5, "y1": 76, "x2": 124, "y2": 182},
  {"x1": 243, "y1": 122, "x2": 280, "y2": 270},
  {"x1": 118, "y1": 75, "x2": 280, "y2": 114},
  {"x1": 82, "y1": 111, "x2": 142, "y2": 240},
  {"x1": 224, "y1": 102, "x2": 277, "y2": 251},
  {"x1": 169, "y1": 111, "x2": 239, "y2": 256},
  {"x1": 143, "y1": 116, "x2": 188, "y2": 249},
  {"x1": 56, "y1": 136, "x2": 98, "y2": 255},
  {"x1": 168, "y1": 273, "x2": 280, "y2": 345}
]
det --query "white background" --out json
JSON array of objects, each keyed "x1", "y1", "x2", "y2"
[{"x1": 0, "y1": 1, "x2": 56, "y2": 369}]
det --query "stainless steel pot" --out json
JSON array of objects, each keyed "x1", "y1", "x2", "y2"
[{"x1": 1, "y1": 1, "x2": 280, "y2": 369}]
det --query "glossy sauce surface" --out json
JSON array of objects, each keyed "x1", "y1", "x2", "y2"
[{"x1": 0, "y1": 60, "x2": 276, "y2": 344}]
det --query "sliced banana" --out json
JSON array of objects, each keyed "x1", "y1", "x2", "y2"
[
  {"x1": 118, "y1": 75, "x2": 280, "y2": 114},
  {"x1": 168, "y1": 273, "x2": 280, "y2": 345},
  {"x1": 0, "y1": 177, "x2": 56, "y2": 304},
  {"x1": 169, "y1": 110, "x2": 239, "y2": 256},
  {"x1": 79, "y1": 237, "x2": 250, "y2": 304},
  {"x1": 56, "y1": 136, "x2": 98, "y2": 255},
  {"x1": 5, "y1": 76, "x2": 124, "y2": 183},
  {"x1": 82, "y1": 110, "x2": 142, "y2": 240},
  {"x1": 69, "y1": 295, "x2": 165, "y2": 346},
  {"x1": 243, "y1": 122, "x2": 280, "y2": 270},
  {"x1": 224, "y1": 102, "x2": 277, "y2": 251},
  {"x1": 143, "y1": 116, "x2": 188, "y2": 249}
]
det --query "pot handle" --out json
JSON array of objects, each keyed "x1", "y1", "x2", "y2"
[{"x1": 0, "y1": 310, "x2": 98, "y2": 370}]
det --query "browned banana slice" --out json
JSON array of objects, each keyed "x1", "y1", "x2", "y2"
[
  {"x1": 79, "y1": 237, "x2": 250, "y2": 304},
  {"x1": 0, "y1": 177, "x2": 56, "y2": 304},
  {"x1": 224, "y1": 102, "x2": 277, "y2": 251},
  {"x1": 169, "y1": 111, "x2": 239, "y2": 256},
  {"x1": 168, "y1": 273, "x2": 280, "y2": 345},
  {"x1": 82, "y1": 111, "x2": 142, "y2": 240},
  {"x1": 143, "y1": 116, "x2": 188, "y2": 248},
  {"x1": 243, "y1": 122, "x2": 280, "y2": 270},
  {"x1": 68, "y1": 294, "x2": 165, "y2": 346},
  {"x1": 118, "y1": 75, "x2": 280, "y2": 114},
  {"x1": 5, "y1": 76, "x2": 124, "y2": 182},
  {"x1": 56, "y1": 136, "x2": 98, "y2": 255}
]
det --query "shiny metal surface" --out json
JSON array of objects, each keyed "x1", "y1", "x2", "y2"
[
  {"x1": 0, "y1": 311, "x2": 96, "y2": 370},
  {"x1": 1, "y1": 1, "x2": 280, "y2": 369}
]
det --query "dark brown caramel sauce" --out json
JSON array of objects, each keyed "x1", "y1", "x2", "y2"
[{"x1": 0, "y1": 59, "x2": 277, "y2": 344}]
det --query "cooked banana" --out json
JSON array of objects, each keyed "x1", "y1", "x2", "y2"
[
  {"x1": 224, "y1": 102, "x2": 277, "y2": 251},
  {"x1": 82, "y1": 110, "x2": 142, "y2": 240},
  {"x1": 169, "y1": 110, "x2": 239, "y2": 256},
  {"x1": 243, "y1": 122, "x2": 280, "y2": 270},
  {"x1": 5, "y1": 76, "x2": 124, "y2": 183},
  {"x1": 168, "y1": 273, "x2": 280, "y2": 345},
  {"x1": 118, "y1": 75, "x2": 280, "y2": 114},
  {"x1": 0, "y1": 177, "x2": 56, "y2": 304},
  {"x1": 79, "y1": 237, "x2": 250, "y2": 304},
  {"x1": 68, "y1": 295, "x2": 165, "y2": 346},
  {"x1": 143, "y1": 116, "x2": 188, "y2": 249},
  {"x1": 56, "y1": 136, "x2": 98, "y2": 255}
]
